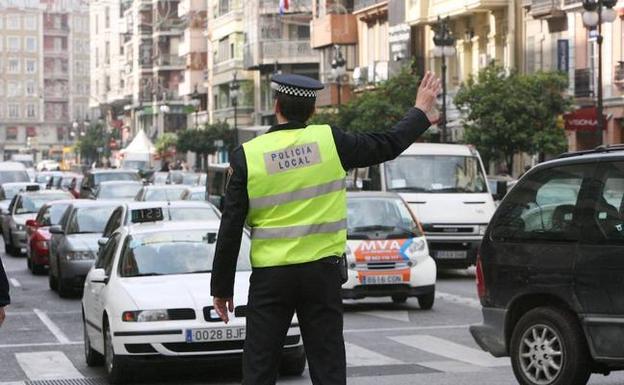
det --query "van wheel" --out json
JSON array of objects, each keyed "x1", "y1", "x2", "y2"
[
  {"x1": 279, "y1": 347, "x2": 306, "y2": 376},
  {"x1": 510, "y1": 307, "x2": 590, "y2": 385},
  {"x1": 417, "y1": 292, "x2": 435, "y2": 310},
  {"x1": 104, "y1": 320, "x2": 128, "y2": 384}
]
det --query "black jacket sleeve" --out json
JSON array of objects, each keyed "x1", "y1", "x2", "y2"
[
  {"x1": 210, "y1": 146, "x2": 249, "y2": 298},
  {"x1": 332, "y1": 107, "x2": 431, "y2": 170},
  {"x1": 0, "y1": 256, "x2": 10, "y2": 307}
]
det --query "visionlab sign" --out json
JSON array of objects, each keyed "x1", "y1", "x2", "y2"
[{"x1": 564, "y1": 107, "x2": 605, "y2": 132}]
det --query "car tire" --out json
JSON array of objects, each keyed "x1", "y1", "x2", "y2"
[
  {"x1": 48, "y1": 269, "x2": 58, "y2": 291},
  {"x1": 26, "y1": 253, "x2": 32, "y2": 271},
  {"x1": 417, "y1": 292, "x2": 435, "y2": 310},
  {"x1": 279, "y1": 347, "x2": 306, "y2": 377},
  {"x1": 392, "y1": 295, "x2": 408, "y2": 304},
  {"x1": 31, "y1": 261, "x2": 46, "y2": 275},
  {"x1": 104, "y1": 320, "x2": 128, "y2": 385},
  {"x1": 57, "y1": 269, "x2": 72, "y2": 298},
  {"x1": 510, "y1": 307, "x2": 591, "y2": 385},
  {"x1": 5, "y1": 232, "x2": 15, "y2": 256},
  {"x1": 83, "y1": 317, "x2": 103, "y2": 367}
]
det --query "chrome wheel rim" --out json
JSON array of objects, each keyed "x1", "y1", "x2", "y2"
[
  {"x1": 105, "y1": 327, "x2": 113, "y2": 374},
  {"x1": 519, "y1": 324, "x2": 563, "y2": 384}
]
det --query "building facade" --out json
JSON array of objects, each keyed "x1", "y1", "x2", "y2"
[{"x1": 0, "y1": 0, "x2": 89, "y2": 161}]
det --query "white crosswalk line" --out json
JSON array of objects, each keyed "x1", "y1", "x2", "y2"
[
  {"x1": 345, "y1": 342, "x2": 403, "y2": 367},
  {"x1": 389, "y1": 335, "x2": 509, "y2": 367},
  {"x1": 417, "y1": 360, "x2": 486, "y2": 373},
  {"x1": 436, "y1": 291, "x2": 481, "y2": 308},
  {"x1": 0, "y1": 382, "x2": 26, "y2": 385},
  {"x1": 15, "y1": 351, "x2": 84, "y2": 380},
  {"x1": 359, "y1": 310, "x2": 410, "y2": 323},
  {"x1": 9, "y1": 278, "x2": 21, "y2": 288},
  {"x1": 33, "y1": 308, "x2": 72, "y2": 344}
]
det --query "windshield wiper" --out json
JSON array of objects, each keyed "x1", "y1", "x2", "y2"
[
  {"x1": 388, "y1": 186, "x2": 428, "y2": 192},
  {"x1": 350, "y1": 225, "x2": 395, "y2": 232},
  {"x1": 131, "y1": 272, "x2": 164, "y2": 277}
]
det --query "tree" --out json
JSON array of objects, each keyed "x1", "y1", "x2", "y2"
[
  {"x1": 454, "y1": 63, "x2": 571, "y2": 173},
  {"x1": 155, "y1": 133, "x2": 178, "y2": 161},
  {"x1": 75, "y1": 121, "x2": 111, "y2": 165},
  {"x1": 176, "y1": 121, "x2": 237, "y2": 170}
]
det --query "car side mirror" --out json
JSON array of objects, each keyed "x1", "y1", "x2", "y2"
[
  {"x1": 98, "y1": 237, "x2": 108, "y2": 247},
  {"x1": 25, "y1": 219, "x2": 39, "y2": 228},
  {"x1": 90, "y1": 268, "x2": 109, "y2": 284},
  {"x1": 49, "y1": 225, "x2": 63, "y2": 234},
  {"x1": 494, "y1": 181, "x2": 508, "y2": 200}
]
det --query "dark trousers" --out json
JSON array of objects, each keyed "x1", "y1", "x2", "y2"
[{"x1": 242, "y1": 257, "x2": 346, "y2": 385}]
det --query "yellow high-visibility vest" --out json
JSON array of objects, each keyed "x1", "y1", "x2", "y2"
[{"x1": 243, "y1": 124, "x2": 347, "y2": 268}]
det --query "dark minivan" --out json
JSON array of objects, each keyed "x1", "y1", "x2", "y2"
[{"x1": 471, "y1": 146, "x2": 624, "y2": 385}]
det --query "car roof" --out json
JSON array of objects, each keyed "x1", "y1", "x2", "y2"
[
  {"x1": 123, "y1": 220, "x2": 221, "y2": 236},
  {"x1": 99, "y1": 180, "x2": 142, "y2": 186},
  {"x1": 18, "y1": 190, "x2": 74, "y2": 197},
  {"x1": 402, "y1": 143, "x2": 476, "y2": 156},
  {"x1": 347, "y1": 191, "x2": 403, "y2": 199},
  {"x1": 143, "y1": 184, "x2": 189, "y2": 190},
  {"x1": 37, "y1": 171, "x2": 64, "y2": 176},
  {"x1": 0, "y1": 162, "x2": 28, "y2": 170},
  {"x1": 1, "y1": 182, "x2": 38, "y2": 188},
  {"x1": 121, "y1": 200, "x2": 214, "y2": 210},
  {"x1": 41, "y1": 199, "x2": 77, "y2": 207},
  {"x1": 186, "y1": 186, "x2": 206, "y2": 192},
  {"x1": 88, "y1": 169, "x2": 138, "y2": 174},
  {"x1": 67, "y1": 200, "x2": 119, "y2": 208},
  {"x1": 532, "y1": 148, "x2": 624, "y2": 172}
]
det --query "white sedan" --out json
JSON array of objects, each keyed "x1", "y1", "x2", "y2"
[{"x1": 81, "y1": 214, "x2": 305, "y2": 384}]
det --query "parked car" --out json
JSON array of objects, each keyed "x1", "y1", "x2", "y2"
[
  {"x1": 150, "y1": 172, "x2": 168, "y2": 185},
  {"x1": 0, "y1": 182, "x2": 40, "y2": 217},
  {"x1": 82, "y1": 218, "x2": 304, "y2": 384},
  {"x1": 180, "y1": 186, "x2": 206, "y2": 201},
  {"x1": 1, "y1": 189, "x2": 74, "y2": 255},
  {"x1": 93, "y1": 181, "x2": 143, "y2": 201},
  {"x1": 0, "y1": 161, "x2": 31, "y2": 185},
  {"x1": 48, "y1": 200, "x2": 117, "y2": 297},
  {"x1": 80, "y1": 169, "x2": 140, "y2": 199},
  {"x1": 134, "y1": 185, "x2": 188, "y2": 202},
  {"x1": 56, "y1": 172, "x2": 83, "y2": 192},
  {"x1": 35, "y1": 171, "x2": 64, "y2": 188},
  {"x1": 343, "y1": 192, "x2": 436, "y2": 307},
  {"x1": 470, "y1": 146, "x2": 624, "y2": 385},
  {"x1": 26, "y1": 200, "x2": 75, "y2": 274}
]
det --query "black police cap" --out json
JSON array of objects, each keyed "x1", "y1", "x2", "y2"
[{"x1": 271, "y1": 73, "x2": 324, "y2": 99}]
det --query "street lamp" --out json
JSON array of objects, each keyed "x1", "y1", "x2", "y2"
[
  {"x1": 331, "y1": 45, "x2": 347, "y2": 107},
  {"x1": 230, "y1": 72, "x2": 240, "y2": 146},
  {"x1": 582, "y1": 0, "x2": 617, "y2": 146},
  {"x1": 190, "y1": 84, "x2": 201, "y2": 130},
  {"x1": 432, "y1": 16, "x2": 456, "y2": 143}
]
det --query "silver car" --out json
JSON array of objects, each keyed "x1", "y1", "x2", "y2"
[
  {"x1": 1, "y1": 189, "x2": 74, "y2": 255},
  {"x1": 93, "y1": 181, "x2": 143, "y2": 201},
  {"x1": 0, "y1": 182, "x2": 40, "y2": 220},
  {"x1": 48, "y1": 200, "x2": 117, "y2": 297},
  {"x1": 180, "y1": 186, "x2": 206, "y2": 201},
  {"x1": 134, "y1": 185, "x2": 188, "y2": 202}
]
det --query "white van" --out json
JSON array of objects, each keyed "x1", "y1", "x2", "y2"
[{"x1": 364, "y1": 143, "x2": 499, "y2": 268}]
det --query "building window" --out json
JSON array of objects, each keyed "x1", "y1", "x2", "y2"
[
  {"x1": 95, "y1": 14, "x2": 99, "y2": 34},
  {"x1": 8, "y1": 36, "x2": 20, "y2": 52},
  {"x1": 6, "y1": 15, "x2": 20, "y2": 30},
  {"x1": 105, "y1": 41, "x2": 110, "y2": 64},
  {"x1": 6, "y1": 127, "x2": 18, "y2": 141},
  {"x1": 25, "y1": 36, "x2": 37, "y2": 52},
  {"x1": 24, "y1": 15, "x2": 37, "y2": 30},
  {"x1": 7, "y1": 81, "x2": 20, "y2": 97},
  {"x1": 25, "y1": 59, "x2": 36, "y2": 74},
  {"x1": 7, "y1": 58, "x2": 20, "y2": 74},
  {"x1": 27, "y1": 104, "x2": 36, "y2": 118},
  {"x1": 26, "y1": 81, "x2": 35, "y2": 96},
  {"x1": 105, "y1": 7, "x2": 110, "y2": 29},
  {"x1": 95, "y1": 47, "x2": 99, "y2": 67},
  {"x1": 8, "y1": 104, "x2": 19, "y2": 118}
]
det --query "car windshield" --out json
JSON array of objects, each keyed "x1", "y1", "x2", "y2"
[
  {"x1": 182, "y1": 173, "x2": 199, "y2": 185},
  {"x1": 385, "y1": 155, "x2": 488, "y2": 193},
  {"x1": 347, "y1": 197, "x2": 422, "y2": 239},
  {"x1": 169, "y1": 207, "x2": 219, "y2": 221},
  {"x1": 0, "y1": 171, "x2": 30, "y2": 184},
  {"x1": 35, "y1": 174, "x2": 60, "y2": 184},
  {"x1": 144, "y1": 188, "x2": 186, "y2": 201},
  {"x1": 168, "y1": 172, "x2": 184, "y2": 184},
  {"x1": 119, "y1": 230, "x2": 251, "y2": 277},
  {"x1": 153, "y1": 173, "x2": 168, "y2": 184},
  {"x1": 189, "y1": 191, "x2": 205, "y2": 201},
  {"x1": 97, "y1": 183, "x2": 142, "y2": 199},
  {"x1": 39, "y1": 203, "x2": 71, "y2": 226},
  {"x1": 16, "y1": 193, "x2": 73, "y2": 214},
  {"x1": 94, "y1": 172, "x2": 139, "y2": 185},
  {"x1": 68, "y1": 206, "x2": 116, "y2": 234}
]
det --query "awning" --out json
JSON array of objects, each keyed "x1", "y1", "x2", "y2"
[{"x1": 564, "y1": 107, "x2": 608, "y2": 132}]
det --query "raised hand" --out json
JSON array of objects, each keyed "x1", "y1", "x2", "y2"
[{"x1": 414, "y1": 71, "x2": 442, "y2": 124}]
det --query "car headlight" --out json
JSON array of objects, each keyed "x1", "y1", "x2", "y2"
[
  {"x1": 404, "y1": 238, "x2": 428, "y2": 264},
  {"x1": 64, "y1": 250, "x2": 95, "y2": 261},
  {"x1": 123, "y1": 310, "x2": 170, "y2": 322},
  {"x1": 478, "y1": 225, "x2": 488, "y2": 236}
]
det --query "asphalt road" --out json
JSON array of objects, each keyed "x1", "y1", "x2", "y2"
[{"x1": 1, "y1": 251, "x2": 624, "y2": 385}]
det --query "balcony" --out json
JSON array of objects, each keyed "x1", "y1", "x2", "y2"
[
  {"x1": 44, "y1": 49, "x2": 68, "y2": 58},
  {"x1": 154, "y1": 54, "x2": 186, "y2": 70},
  {"x1": 179, "y1": 71, "x2": 207, "y2": 95},
  {"x1": 179, "y1": 29, "x2": 208, "y2": 56},
  {"x1": 213, "y1": 58, "x2": 243, "y2": 75},
  {"x1": 153, "y1": 19, "x2": 184, "y2": 36},
  {"x1": 311, "y1": 14, "x2": 358, "y2": 49},
  {"x1": 574, "y1": 68, "x2": 592, "y2": 98},
  {"x1": 258, "y1": 0, "x2": 312, "y2": 14},
  {"x1": 179, "y1": 0, "x2": 207, "y2": 16},
  {"x1": 44, "y1": 25, "x2": 70, "y2": 36},
  {"x1": 44, "y1": 71, "x2": 69, "y2": 80},
  {"x1": 244, "y1": 40, "x2": 319, "y2": 70},
  {"x1": 354, "y1": 0, "x2": 386, "y2": 12},
  {"x1": 530, "y1": 0, "x2": 565, "y2": 18}
]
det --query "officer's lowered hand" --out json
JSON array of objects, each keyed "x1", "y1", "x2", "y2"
[
  {"x1": 414, "y1": 71, "x2": 442, "y2": 124},
  {"x1": 213, "y1": 297, "x2": 234, "y2": 324}
]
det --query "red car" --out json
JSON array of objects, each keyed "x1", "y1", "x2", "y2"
[{"x1": 26, "y1": 200, "x2": 74, "y2": 274}]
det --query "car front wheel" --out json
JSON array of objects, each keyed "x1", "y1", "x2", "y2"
[
  {"x1": 104, "y1": 321, "x2": 128, "y2": 384},
  {"x1": 83, "y1": 317, "x2": 103, "y2": 366},
  {"x1": 510, "y1": 307, "x2": 590, "y2": 385}
]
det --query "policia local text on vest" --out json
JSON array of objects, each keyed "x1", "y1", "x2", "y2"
[{"x1": 211, "y1": 72, "x2": 441, "y2": 385}]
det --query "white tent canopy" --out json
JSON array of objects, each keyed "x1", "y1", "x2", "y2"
[{"x1": 120, "y1": 129, "x2": 156, "y2": 155}]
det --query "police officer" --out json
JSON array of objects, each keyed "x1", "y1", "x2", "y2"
[
  {"x1": 0, "y1": 255, "x2": 9, "y2": 327},
  {"x1": 211, "y1": 71, "x2": 441, "y2": 384}
]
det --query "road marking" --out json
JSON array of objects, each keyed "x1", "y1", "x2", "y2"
[
  {"x1": 359, "y1": 310, "x2": 410, "y2": 323},
  {"x1": 15, "y1": 351, "x2": 84, "y2": 380},
  {"x1": 345, "y1": 342, "x2": 403, "y2": 367},
  {"x1": 417, "y1": 360, "x2": 486, "y2": 373},
  {"x1": 9, "y1": 278, "x2": 21, "y2": 288},
  {"x1": 0, "y1": 382, "x2": 25, "y2": 385},
  {"x1": 343, "y1": 323, "x2": 470, "y2": 333},
  {"x1": 389, "y1": 335, "x2": 508, "y2": 367},
  {"x1": 33, "y1": 308, "x2": 71, "y2": 344},
  {"x1": 0, "y1": 341, "x2": 83, "y2": 349},
  {"x1": 436, "y1": 291, "x2": 481, "y2": 308}
]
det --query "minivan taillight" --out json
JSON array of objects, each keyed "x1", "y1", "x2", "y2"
[{"x1": 476, "y1": 253, "x2": 486, "y2": 300}]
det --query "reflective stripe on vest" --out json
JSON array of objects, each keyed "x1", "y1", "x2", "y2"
[{"x1": 243, "y1": 124, "x2": 347, "y2": 268}]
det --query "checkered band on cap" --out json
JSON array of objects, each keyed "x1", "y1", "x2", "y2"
[{"x1": 271, "y1": 82, "x2": 318, "y2": 98}]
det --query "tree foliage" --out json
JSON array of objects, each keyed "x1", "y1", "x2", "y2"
[
  {"x1": 155, "y1": 133, "x2": 178, "y2": 159},
  {"x1": 75, "y1": 121, "x2": 112, "y2": 164},
  {"x1": 454, "y1": 64, "x2": 571, "y2": 173},
  {"x1": 176, "y1": 121, "x2": 237, "y2": 169}
]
